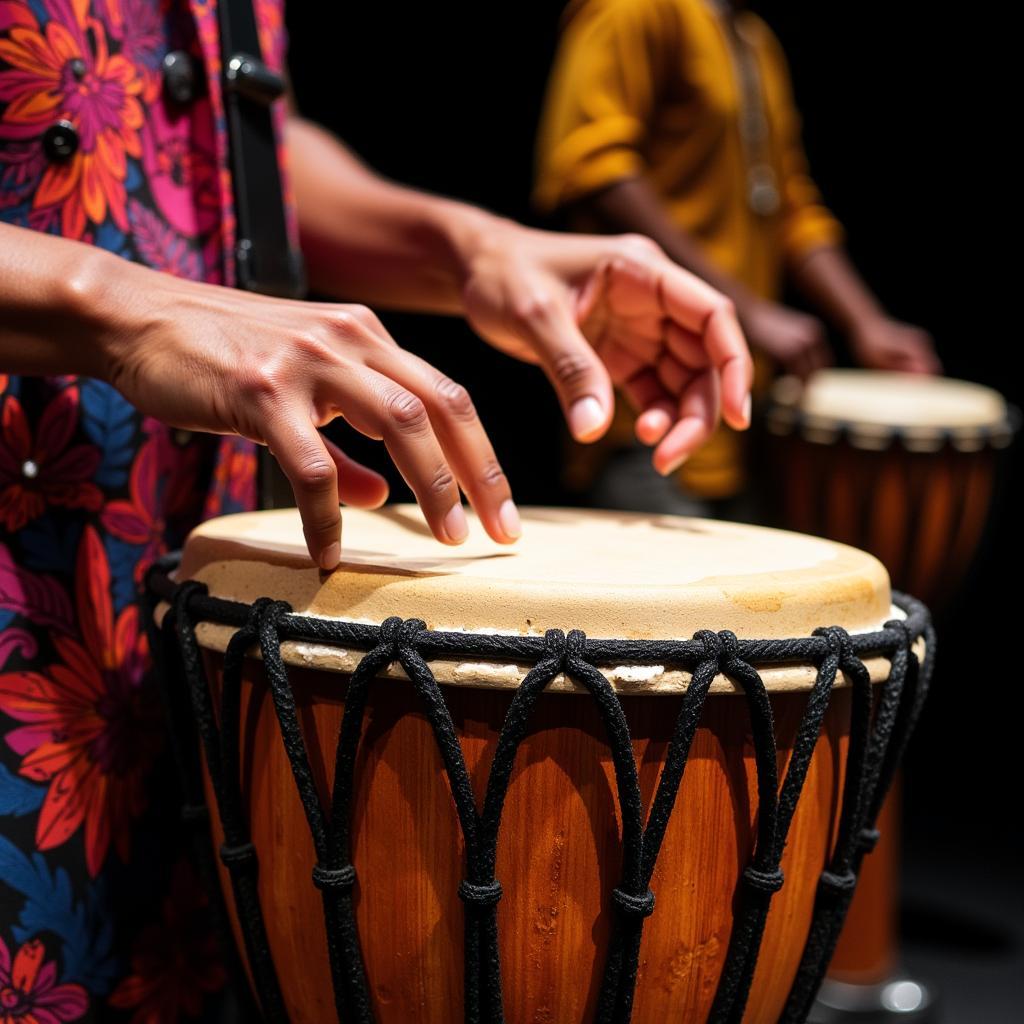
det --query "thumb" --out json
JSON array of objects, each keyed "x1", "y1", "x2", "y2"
[{"x1": 516, "y1": 288, "x2": 615, "y2": 442}]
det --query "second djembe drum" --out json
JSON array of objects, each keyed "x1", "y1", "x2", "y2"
[{"x1": 147, "y1": 506, "x2": 932, "y2": 1023}]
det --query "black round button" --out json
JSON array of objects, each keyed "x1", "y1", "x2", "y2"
[
  {"x1": 162, "y1": 50, "x2": 202, "y2": 106},
  {"x1": 42, "y1": 120, "x2": 78, "y2": 162}
]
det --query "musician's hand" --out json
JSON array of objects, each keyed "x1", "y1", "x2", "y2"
[
  {"x1": 461, "y1": 227, "x2": 752, "y2": 475},
  {"x1": 97, "y1": 261, "x2": 520, "y2": 568},
  {"x1": 737, "y1": 298, "x2": 832, "y2": 379},
  {"x1": 849, "y1": 317, "x2": 941, "y2": 375}
]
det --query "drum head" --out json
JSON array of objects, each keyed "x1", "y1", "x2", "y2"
[
  {"x1": 769, "y1": 369, "x2": 1011, "y2": 451},
  {"x1": 180, "y1": 505, "x2": 890, "y2": 642}
]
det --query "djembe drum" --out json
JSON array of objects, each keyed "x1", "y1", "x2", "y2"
[
  {"x1": 146, "y1": 506, "x2": 933, "y2": 1024},
  {"x1": 764, "y1": 370, "x2": 1016, "y2": 1018},
  {"x1": 764, "y1": 370, "x2": 1017, "y2": 609}
]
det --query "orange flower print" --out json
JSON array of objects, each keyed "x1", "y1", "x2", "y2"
[
  {"x1": 0, "y1": 934, "x2": 88, "y2": 1023},
  {"x1": 0, "y1": 526, "x2": 160, "y2": 876},
  {"x1": 0, "y1": 0, "x2": 144, "y2": 238}
]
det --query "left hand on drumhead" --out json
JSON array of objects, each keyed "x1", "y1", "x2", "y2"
[
  {"x1": 462, "y1": 229, "x2": 753, "y2": 475},
  {"x1": 849, "y1": 317, "x2": 941, "y2": 375}
]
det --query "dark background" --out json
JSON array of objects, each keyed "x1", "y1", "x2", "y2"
[{"x1": 286, "y1": 3, "x2": 1022, "y2": 1017}]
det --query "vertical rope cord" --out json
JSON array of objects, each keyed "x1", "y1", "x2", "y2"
[
  {"x1": 781, "y1": 626, "x2": 893, "y2": 1022},
  {"x1": 707, "y1": 635, "x2": 783, "y2": 1024},
  {"x1": 257, "y1": 600, "x2": 375, "y2": 1024},
  {"x1": 170, "y1": 584, "x2": 290, "y2": 1022}
]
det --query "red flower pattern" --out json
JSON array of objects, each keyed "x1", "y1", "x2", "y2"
[
  {"x1": 0, "y1": 526, "x2": 160, "y2": 876},
  {"x1": 0, "y1": 389, "x2": 102, "y2": 533}
]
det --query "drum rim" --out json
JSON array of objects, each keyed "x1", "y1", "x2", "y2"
[
  {"x1": 148, "y1": 559, "x2": 930, "y2": 696},
  {"x1": 766, "y1": 391, "x2": 1021, "y2": 453}
]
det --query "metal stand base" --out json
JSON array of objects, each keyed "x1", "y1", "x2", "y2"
[{"x1": 809, "y1": 976, "x2": 935, "y2": 1022}]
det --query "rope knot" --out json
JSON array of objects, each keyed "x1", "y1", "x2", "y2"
[
  {"x1": 612, "y1": 887, "x2": 656, "y2": 918},
  {"x1": 884, "y1": 617, "x2": 913, "y2": 653},
  {"x1": 544, "y1": 629, "x2": 567, "y2": 670},
  {"x1": 566, "y1": 629, "x2": 587, "y2": 658},
  {"x1": 378, "y1": 616, "x2": 424, "y2": 655},
  {"x1": 815, "y1": 625, "x2": 853, "y2": 664},
  {"x1": 857, "y1": 827, "x2": 881, "y2": 854},
  {"x1": 742, "y1": 866, "x2": 785, "y2": 894},
  {"x1": 313, "y1": 863, "x2": 357, "y2": 892},
  {"x1": 820, "y1": 868, "x2": 857, "y2": 893},
  {"x1": 458, "y1": 878, "x2": 503, "y2": 908},
  {"x1": 219, "y1": 840, "x2": 257, "y2": 868},
  {"x1": 693, "y1": 629, "x2": 722, "y2": 662},
  {"x1": 716, "y1": 629, "x2": 741, "y2": 673}
]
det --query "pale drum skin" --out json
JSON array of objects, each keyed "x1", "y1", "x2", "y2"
[
  {"x1": 177, "y1": 507, "x2": 898, "y2": 1022},
  {"x1": 766, "y1": 370, "x2": 1010, "y2": 987}
]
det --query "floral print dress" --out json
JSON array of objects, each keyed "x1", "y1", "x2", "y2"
[{"x1": 0, "y1": 1, "x2": 290, "y2": 1020}]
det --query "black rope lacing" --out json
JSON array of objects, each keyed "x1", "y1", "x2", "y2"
[{"x1": 147, "y1": 560, "x2": 933, "y2": 1024}]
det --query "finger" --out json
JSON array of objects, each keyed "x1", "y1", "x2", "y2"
[
  {"x1": 365, "y1": 350, "x2": 520, "y2": 544},
  {"x1": 262, "y1": 407, "x2": 343, "y2": 570},
  {"x1": 621, "y1": 368, "x2": 676, "y2": 445},
  {"x1": 665, "y1": 322, "x2": 711, "y2": 370},
  {"x1": 658, "y1": 265, "x2": 751, "y2": 430},
  {"x1": 323, "y1": 436, "x2": 389, "y2": 509},
  {"x1": 653, "y1": 371, "x2": 719, "y2": 476},
  {"x1": 514, "y1": 284, "x2": 615, "y2": 442},
  {"x1": 334, "y1": 368, "x2": 469, "y2": 546}
]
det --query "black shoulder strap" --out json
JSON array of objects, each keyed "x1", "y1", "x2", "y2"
[{"x1": 218, "y1": 0, "x2": 305, "y2": 298}]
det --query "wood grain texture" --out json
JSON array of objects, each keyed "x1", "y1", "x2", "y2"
[{"x1": 201, "y1": 653, "x2": 858, "y2": 1023}]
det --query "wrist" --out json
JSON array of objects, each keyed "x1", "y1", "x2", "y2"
[{"x1": 439, "y1": 204, "x2": 517, "y2": 298}]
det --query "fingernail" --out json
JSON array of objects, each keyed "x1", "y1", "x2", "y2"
[
  {"x1": 742, "y1": 394, "x2": 752, "y2": 427},
  {"x1": 498, "y1": 499, "x2": 522, "y2": 540},
  {"x1": 569, "y1": 396, "x2": 605, "y2": 440},
  {"x1": 444, "y1": 503, "x2": 469, "y2": 543},
  {"x1": 658, "y1": 454, "x2": 688, "y2": 478},
  {"x1": 320, "y1": 542, "x2": 341, "y2": 570}
]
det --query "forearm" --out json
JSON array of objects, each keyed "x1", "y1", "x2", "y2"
[
  {"x1": 791, "y1": 245, "x2": 887, "y2": 333},
  {"x1": 0, "y1": 222, "x2": 127, "y2": 378},
  {"x1": 287, "y1": 117, "x2": 508, "y2": 314},
  {"x1": 583, "y1": 177, "x2": 756, "y2": 309}
]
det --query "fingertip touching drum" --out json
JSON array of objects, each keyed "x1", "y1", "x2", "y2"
[{"x1": 145, "y1": 506, "x2": 934, "y2": 1023}]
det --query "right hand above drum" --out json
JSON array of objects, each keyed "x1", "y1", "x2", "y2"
[{"x1": 91, "y1": 258, "x2": 522, "y2": 569}]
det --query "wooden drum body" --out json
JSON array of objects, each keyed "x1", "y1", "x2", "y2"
[
  {"x1": 765, "y1": 370, "x2": 1017, "y2": 609},
  {"x1": 153, "y1": 506, "x2": 932, "y2": 1024}
]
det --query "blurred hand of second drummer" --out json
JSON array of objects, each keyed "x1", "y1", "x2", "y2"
[
  {"x1": 460, "y1": 228, "x2": 752, "y2": 476},
  {"x1": 849, "y1": 317, "x2": 942, "y2": 375},
  {"x1": 736, "y1": 298, "x2": 831, "y2": 379}
]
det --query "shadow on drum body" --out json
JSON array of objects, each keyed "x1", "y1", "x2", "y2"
[{"x1": 201, "y1": 651, "x2": 855, "y2": 1023}]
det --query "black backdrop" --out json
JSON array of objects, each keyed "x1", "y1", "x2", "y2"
[{"x1": 286, "y1": 0, "x2": 1022, "y2": 951}]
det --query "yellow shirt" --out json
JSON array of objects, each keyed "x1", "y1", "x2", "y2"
[{"x1": 535, "y1": 0, "x2": 843, "y2": 495}]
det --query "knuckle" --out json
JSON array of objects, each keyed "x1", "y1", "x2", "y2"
[
  {"x1": 239, "y1": 362, "x2": 283, "y2": 405},
  {"x1": 296, "y1": 457, "x2": 336, "y2": 493},
  {"x1": 385, "y1": 389, "x2": 429, "y2": 433},
  {"x1": 512, "y1": 290, "x2": 556, "y2": 325},
  {"x1": 478, "y1": 458, "x2": 508, "y2": 490},
  {"x1": 551, "y1": 351, "x2": 593, "y2": 392},
  {"x1": 427, "y1": 464, "x2": 456, "y2": 498},
  {"x1": 617, "y1": 233, "x2": 661, "y2": 260},
  {"x1": 434, "y1": 376, "x2": 476, "y2": 422}
]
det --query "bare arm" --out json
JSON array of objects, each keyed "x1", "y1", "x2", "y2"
[
  {"x1": 287, "y1": 118, "x2": 752, "y2": 472},
  {"x1": 0, "y1": 221, "x2": 524, "y2": 563}
]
